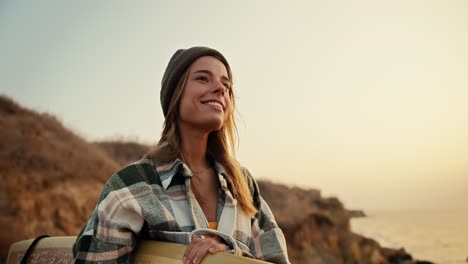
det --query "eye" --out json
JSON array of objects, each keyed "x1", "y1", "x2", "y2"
[
  {"x1": 196, "y1": 76, "x2": 209, "y2": 82},
  {"x1": 223, "y1": 82, "x2": 231, "y2": 90}
]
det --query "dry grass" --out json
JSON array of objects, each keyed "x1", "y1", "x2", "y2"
[
  {"x1": 0, "y1": 95, "x2": 119, "y2": 258},
  {"x1": 94, "y1": 140, "x2": 152, "y2": 166}
]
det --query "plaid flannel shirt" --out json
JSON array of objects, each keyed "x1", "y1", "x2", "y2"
[{"x1": 72, "y1": 157, "x2": 290, "y2": 264}]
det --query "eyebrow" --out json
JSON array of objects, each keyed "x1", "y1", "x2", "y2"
[{"x1": 192, "y1": 69, "x2": 231, "y2": 83}]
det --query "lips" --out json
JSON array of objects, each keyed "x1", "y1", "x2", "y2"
[{"x1": 201, "y1": 99, "x2": 225, "y2": 111}]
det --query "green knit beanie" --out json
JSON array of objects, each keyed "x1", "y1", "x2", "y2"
[{"x1": 160, "y1": 46, "x2": 230, "y2": 117}]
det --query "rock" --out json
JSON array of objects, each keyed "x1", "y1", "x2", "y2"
[
  {"x1": 381, "y1": 247, "x2": 413, "y2": 263},
  {"x1": 348, "y1": 209, "x2": 367, "y2": 218}
]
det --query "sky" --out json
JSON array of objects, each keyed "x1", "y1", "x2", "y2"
[{"x1": 1, "y1": 0, "x2": 467, "y2": 210}]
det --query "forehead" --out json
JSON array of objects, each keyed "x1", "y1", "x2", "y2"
[{"x1": 189, "y1": 56, "x2": 228, "y2": 77}]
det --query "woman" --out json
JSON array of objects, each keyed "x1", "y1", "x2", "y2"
[{"x1": 73, "y1": 47, "x2": 290, "y2": 264}]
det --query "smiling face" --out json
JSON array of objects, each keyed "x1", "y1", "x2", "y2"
[{"x1": 177, "y1": 56, "x2": 232, "y2": 132}]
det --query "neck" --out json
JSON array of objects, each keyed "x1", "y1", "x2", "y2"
[{"x1": 178, "y1": 122, "x2": 211, "y2": 173}]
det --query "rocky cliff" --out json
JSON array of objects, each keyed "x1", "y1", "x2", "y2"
[{"x1": 0, "y1": 95, "x2": 430, "y2": 263}]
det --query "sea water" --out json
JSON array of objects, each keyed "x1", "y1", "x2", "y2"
[{"x1": 351, "y1": 209, "x2": 468, "y2": 264}]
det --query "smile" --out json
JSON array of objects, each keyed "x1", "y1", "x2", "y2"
[{"x1": 201, "y1": 100, "x2": 224, "y2": 111}]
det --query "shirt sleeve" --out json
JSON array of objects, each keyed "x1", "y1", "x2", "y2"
[
  {"x1": 72, "y1": 175, "x2": 145, "y2": 264},
  {"x1": 242, "y1": 168, "x2": 291, "y2": 264},
  {"x1": 249, "y1": 197, "x2": 291, "y2": 264}
]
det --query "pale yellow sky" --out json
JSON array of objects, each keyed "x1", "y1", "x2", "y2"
[{"x1": 1, "y1": 0, "x2": 467, "y2": 210}]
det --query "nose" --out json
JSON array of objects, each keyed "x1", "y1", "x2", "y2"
[{"x1": 212, "y1": 80, "x2": 228, "y2": 95}]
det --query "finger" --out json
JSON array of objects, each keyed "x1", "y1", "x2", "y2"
[
  {"x1": 185, "y1": 236, "x2": 214, "y2": 264},
  {"x1": 208, "y1": 243, "x2": 228, "y2": 253},
  {"x1": 190, "y1": 239, "x2": 214, "y2": 264},
  {"x1": 206, "y1": 235, "x2": 228, "y2": 253},
  {"x1": 183, "y1": 236, "x2": 201, "y2": 264}
]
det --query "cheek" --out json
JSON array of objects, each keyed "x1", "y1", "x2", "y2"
[
  {"x1": 184, "y1": 86, "x2": 205, "y2": 106},
  {"x1": 179, "y1": 89, "x2": 199, "y2": 111},
  {"x1": 178, "y1": 97, "x2": 194, "y2": 119}
]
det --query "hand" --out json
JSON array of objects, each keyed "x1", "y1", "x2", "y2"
[{"x1": 183, "y1": 234, "x2": 228, "y2": 264}]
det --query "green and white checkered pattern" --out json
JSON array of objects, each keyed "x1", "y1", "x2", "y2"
[{"x1": 72, "y1": 157, "x2": 290, "y2": 264}]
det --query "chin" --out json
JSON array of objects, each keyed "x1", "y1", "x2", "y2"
[
  {"x1": 198, "y1": 117, "x2": 224, "y2": 131},
  {"x1": 205, "y1": 121, "x2": 224, "y2": 131}
]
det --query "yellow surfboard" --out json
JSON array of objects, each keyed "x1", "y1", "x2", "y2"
[{"x1": 7, "y1": 236, "x2": 269, "y2": 264}]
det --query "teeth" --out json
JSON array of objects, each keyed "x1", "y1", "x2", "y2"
[{"x1": 205, "y1": 101, "x2": 223, "y2": 109}]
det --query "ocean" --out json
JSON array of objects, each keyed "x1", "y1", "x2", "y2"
[{"x1": 351, "y1": 209, "x2": 468, "y2": 264}]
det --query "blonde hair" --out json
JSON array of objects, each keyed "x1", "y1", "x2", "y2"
[{"x1": 147, "y1": 55, "x2": 258, "y2": 217}]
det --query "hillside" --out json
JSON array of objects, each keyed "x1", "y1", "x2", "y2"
[
  {"x1": 0, "y1": 96, "x2": 121, "y2": 259},
  {"x1": 0, "y1": 95, "x2": 430, "y2": 263},
  {"x1": 94, "y1": 140, "x2": 151, "y2": 166}
]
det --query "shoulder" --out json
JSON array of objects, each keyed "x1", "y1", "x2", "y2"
[
  {"x1": 240, "y1": 167, "x2": 257, "y2": 192},
  {"x1": 102, "y1": 158, "x2": 162, "y2": 195},
  {"x1": 240, "y1": 166, "x2": 262, "y2": 212}
]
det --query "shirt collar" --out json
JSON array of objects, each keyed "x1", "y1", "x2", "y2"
[{"x1": 155, "y1": 158, "x2": 229, "y2": 190}]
